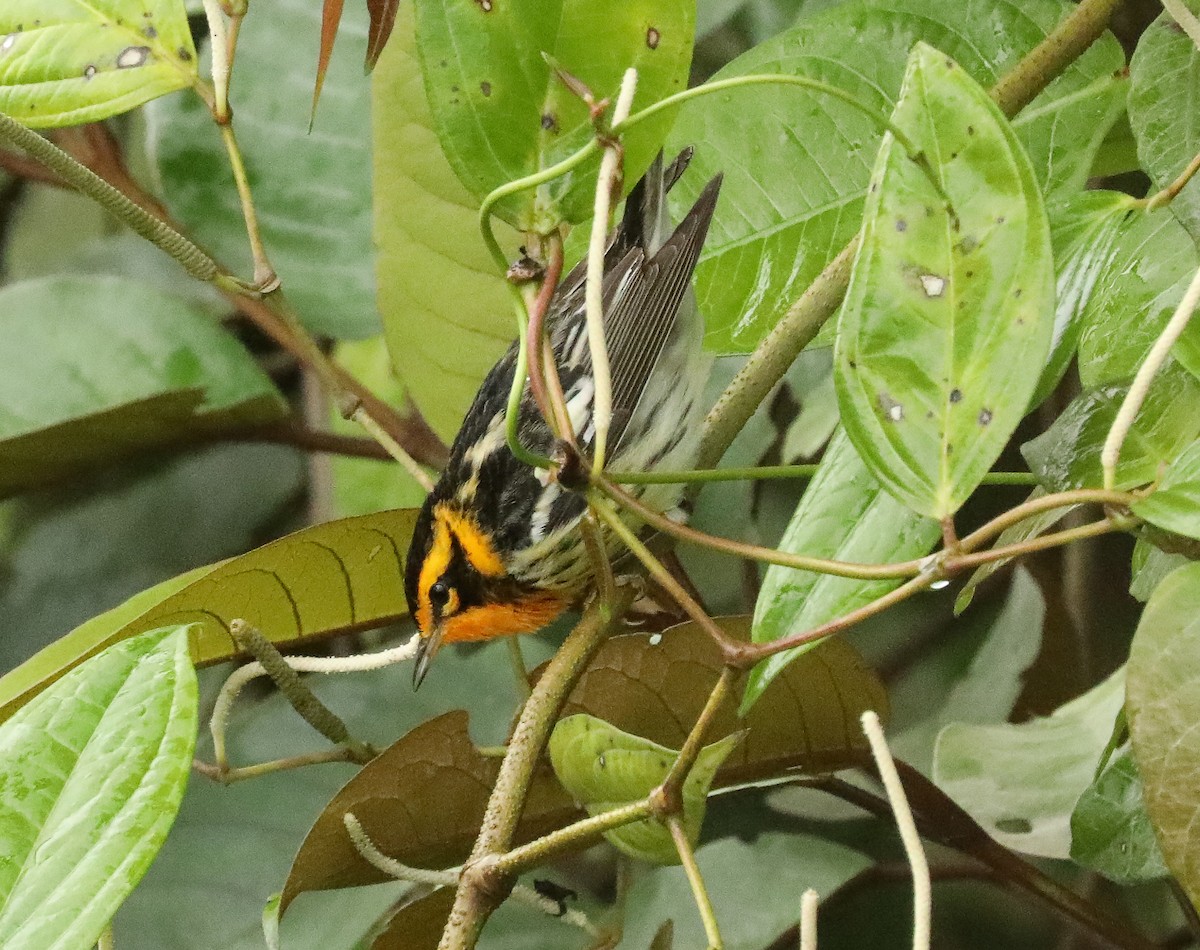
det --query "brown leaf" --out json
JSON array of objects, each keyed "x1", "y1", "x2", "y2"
[
  {"x1": 280, "y1": 711, "x2": 579, "y2": 910},
  {"x1": 281, "y1": 619, "x2": 886, "y2": 916},
  {"x1": 553, "y1": 617, "x2": 887, "y2": 785},
  {"x1": 364, "y1": 0, "x2": 401, "y2": 72},
  {"x1": 311, "y1": 0, "x2": 346, "y2": 126},
  {"x1": 371, "y1": 889, "x2": 456, "y2": 950}
]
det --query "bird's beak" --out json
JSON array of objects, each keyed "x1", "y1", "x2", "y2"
[{"x1": 412, "y1": 625, "x2": 445, "y2": 690}]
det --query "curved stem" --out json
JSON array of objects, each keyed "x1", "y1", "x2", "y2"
[
  {"x1": 669, "y1": 816, "x2": 723, "y2": 949},
  {"x1": 1102, "y1": 260, "x2": 1200, "y2": 489}
]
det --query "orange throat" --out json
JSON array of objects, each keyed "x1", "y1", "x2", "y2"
[{"x1": 440, "y1": 592, "x2": 569, "y2": 644}]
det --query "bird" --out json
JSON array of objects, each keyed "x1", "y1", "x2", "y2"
[{"x1": 404, "y1": 149, "x2": 722, "y2": 688}]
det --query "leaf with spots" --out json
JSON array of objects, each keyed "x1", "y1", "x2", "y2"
[
  {"x1": 0, "y1": 0, "x2": 197, "y2": 127},
  {"x1": 1127, "y1": 563, "x2": 1200, "y2": 910},
  {"x1": 0, "y1": 507, "x2": 420, "y2": 721},
  {"x1": 1132, "y1": 440, "x2": 1200, "y2": 542},
  {"x1": 372, "y1": 4, "x2": 515, "y2": 439},
  {"x1": 0, "y1": 275, "x2": 286, "y2": 499},
  {"x1": 743, "y1": 429, "x2": 940, "y2": 711},
  {"x1": 665, "y1": 0, "x2": 1123, "y2": 354},
  {"x1": 414, "y1": 0, "x2": 695, "y2": 229},
  {"x1": 549, "y1": 714, "x2": 741, "y2": 864},
  {"x1": 148, "y1": 0, "x2": 378, "y2": 339},
  {"x1": 281, "y1": 620, "x2": 885, "y2": 905},
  {"x1": 0, "y1": 627, "x2": 197, "y2": 949},
  {"x1": 933, "y1": 667, "x2": 1126, "y2": 859},
  {"x1": 1129, "y1": 1, "x2": 1200, "y2": 246},
  {"x1": 836, "y1": 44, "x2": 1054, "y2": 519},
  {"x1": 1022, "y1": 365, "x2": 1200, "y2": 491}
]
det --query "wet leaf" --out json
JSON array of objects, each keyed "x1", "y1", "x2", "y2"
[
  {"x1": 1129, "y1": 2, "x2": 1200, "y2": 244},
  {"x1": 1033, "y1": 191, "x2": 1134, "y2": 406},
  {"x1": 0, "y1": 276, "x2": 285, "y2": 499},
  {"x1": 148, "y1": 0, "x2": 378, "y2": 339},
  {"x1": 1127, "y1": 562, "x2": 1200, "y2": 909},
  {"x1": 1022, "y1": 366, "x2": 1200, "y2": 491},
  {"x1": 668, "y1": 0, "x2": 1123, "y2": 354},
  {"x1": 364, "y1": 0, "x2": 400, "y2": 71},
  {"x1": 0, "y1": 627, "x2": 197, "y2": 949},
  {"x1": 1132, "y1": 440, "x2": 1200, "y2": 540},
  {"x1": 933, "y1": 668, "x2": 1125, "y2": 859},
  {"x1": 745, "y1": 429, "x2": 939, "y2": 709},
  {"x1": 1070, "y1": 745, "x2": 1167, "y2": 884},
  {"x1": 0, "y1": 0, "x2": 197, "y2": 127},
  {"x1": 0, "y1": 508, "x2": 419, "y2": 720},
  {"x1": 1075, "y1": 208, "x2": 1200, "y2": 388},
  {"x1": 372, "y1": 4, "x2": 514, "y2": 439},
  {"x1": 549, "y1": 715, "x2": 740, "y2": 864},
  {"x1": 414, "y1": 0, "x2": 694, "y2": 229},
  {"x1": 282, "y1": 622, "x2": 885, "y2": 904},
  {"x1": 836, "y1": 44, "x2": 1053, "y2": 519}
]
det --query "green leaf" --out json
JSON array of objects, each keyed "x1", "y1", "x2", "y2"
[
  {"x1": 620, "y1": 832, "x2": 870, "y2": 950},
  {"x1": 1132, "y1": 440, "x2": 1200, "y2": 540},
  {"x1": 0, "y1": 276, "x2": 285, "y2": 498},
  {"x1": 667, "y1": 0, "x2": 1124, "y2": 354},
  {"x1": 371, "y1": 4, "x2": 514, "y2": 439},
  {"x1": 549, "y1": 714, "x2": 740, "y2": 864},
  {"x1": 1070, "y1": 745, "x2": 1167, "y2": 884},
  {"x1": 0, "y1": 507, "x2": 419, "y2": 721},
  {"x1": 148, "y1": 0, "x2": 378, "y2": 339},
  {"x1": 1129, "y1": 2, "x2": 1200, "y2": 244},
  {"x1": 1076, "y1": 208, "x2": 1200, "y2": 388},
  {"x1": 745, "y1": 429, "x2": 939, "y2": 709},
  {"x1": 1022, "y1": 365, "x2": 1200, "y2": 491},
  {"x1": 836, "y1": 44, "x2": 1053, "y2": 519},
  {"x1": 0, "y1": 627, "x2": 197, "y2": 949},
  {"x1": 414, "y1": 0, "x2": 694, "y2": 229},
  {"x1": 933, "y1": 668, "x2": 1125, "y2": 859},
  {"x1": 0, "y1": 0, "x2": 197, "y2": 127},
  {"x1": 1127, "y1": 563, "x2": 1200, "y2": 910},
  {"x1": 1033, "y1": 191, "x2": 1134, "y2": 406},
  {"x1": 1129, "y1": 537, "x2": 1191, "y2": 603}
]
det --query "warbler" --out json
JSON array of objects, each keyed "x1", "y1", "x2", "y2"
[{"x1": 405, "y1": 150, "x2": 722, "y2": 687}]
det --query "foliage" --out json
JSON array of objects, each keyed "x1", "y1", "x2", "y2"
[{"x1": 2, "y1": 0, "x2": 1200, "y2": 948}]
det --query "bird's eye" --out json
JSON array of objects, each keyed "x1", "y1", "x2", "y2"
[{"x1": 429, "y1": 581, "x2": 451, "y2": 610}]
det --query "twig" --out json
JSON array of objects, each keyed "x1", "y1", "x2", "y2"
[
  {"x1": 656, "y1": 668, "x2": 736, "y2": 814},
  {"x1": 439, "y1": 588, "x2": 635, "y2": 949},
  {"x1": 669, "y1": 815, "x2": 723, "y2": 949},
  {"x1": 491, "y1": 800, "x2": 656, "y2": 877},
  {"x1": 352, "y1": 405, "x2": 435, "y2": 490},
  {"x1": 861, "y1": 712, "x2": 930, "y2": 950},
  {"x1": 344, "y1": 814, "x2": 602, "y2": 938},
  {"x1": 586, "y1": 68, "x2": 639, "y2": 471},
  {"x1": 606, "y1": 465, "x2": 1039, "y2": 486},
  {"x1": 194, "y1": 745, "x2": 361, "y2": 783},
  {"x1": 1140, "y1": 147, "x2": 1200, "y2": 210},
  {"x1": 800, "y1": 889, "x2": 819, "y2": 950},
  {"x1": 233, "y1": 420, "x2": 393, "y2": 459},
  {"x1": 207, "y1": 627, "x2": 417, "y2": 778},
  {"x1": 1162, "y1": 0, "x2": 1200, "y2": 51},
  {"x1": 1101, "y1": 260, "x2": 1200, "y2": 489}
]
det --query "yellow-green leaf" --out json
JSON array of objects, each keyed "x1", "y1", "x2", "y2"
[
  {"x1": 0, "y1": 0, "x2": 197, "y2": 127},
  {"x1": 835, "y1": 44, "x2": 1053, "y2": 518},
  {"x1": 0, "y1": 508, "x2": 419, "y2": 721},
  {"x1": 549, "y1": 714, "x2": 741, "y2": 864}
]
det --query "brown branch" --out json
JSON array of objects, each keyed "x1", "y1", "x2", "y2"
[{"x1": 232, "y1": 420, "x2": 393, "y2": 459}]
